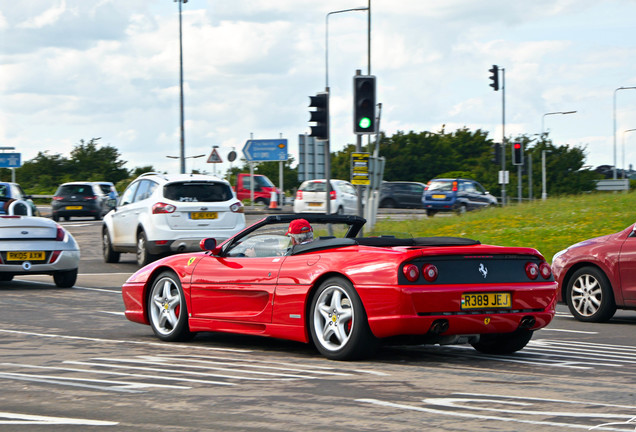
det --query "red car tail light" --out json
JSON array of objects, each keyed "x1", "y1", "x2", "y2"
[
  {"x1": 424, "y1": 181, "x2": 431, "y2": 191},
  {"x1": 55, "y1": 225, "x2": 65, "y2": 241},
  {"x1": 52, "y1": 196, "x2": 63, "y2": 201},
  {"x1": 525, "y1": 262, "x2": 539, "y2": 280},
  {"x1": 49, "y1": 250, "x2": 62, "y2": 263},
  {"x1": 452, "y1": 181, "x2": 458, "y2": 192},
  {"x1": 422, "y1": 264, "x2": 438, "y2": 282},
  {"x1": 296, "y1": 190, "x2": 303, "y2": 200},
  {"x1": 84, "y1": 195, "x2": 97, "y2": 200},
  {"x1": 403, "y1": 264, "x2": 419, "y2": 282},
  {"x1": 152, "y1": 202, "x2": 176, "y2": 214},
  {"x1": 330, "y1": 190, "x2": 337, "y2": 200},
  {"x1": 539, "y1": 262, "x2": 552, "y2": 279},
  {"x1": 230, "y1": 202, "x2": 244, "y2": 213}
]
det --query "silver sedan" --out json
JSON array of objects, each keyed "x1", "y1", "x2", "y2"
[{"x1": 0, "y1": 213, "x2": 80, "y2": 287}]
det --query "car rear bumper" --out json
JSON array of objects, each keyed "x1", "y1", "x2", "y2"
[{"x1": 0, "y1": 250, "x2": 80, "y2": 274}]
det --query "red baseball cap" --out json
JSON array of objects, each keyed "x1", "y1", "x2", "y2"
[{"x1": 287, "y1": 219, "x2": 312, "y2": 235}]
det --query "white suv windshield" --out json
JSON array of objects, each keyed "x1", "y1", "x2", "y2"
[{"x1": 163, "y1": 182, "x2": 233, "y2": 202}]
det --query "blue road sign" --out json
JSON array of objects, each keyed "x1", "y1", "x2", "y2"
[
  {"x1": 243, "y1": 139, "x2": 288, "y2": 162},
  {"x1": 0, "y1": 153, "x2": 21, "y2": 168}
]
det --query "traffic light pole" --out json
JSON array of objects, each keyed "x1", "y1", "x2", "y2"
[{"x1": 500, "y1": 68, "x2": 506, "y2": 206}]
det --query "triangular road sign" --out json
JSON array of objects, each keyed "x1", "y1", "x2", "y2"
[{"x1": 207, "y1": 148, "x2": 222, "y2": 163}]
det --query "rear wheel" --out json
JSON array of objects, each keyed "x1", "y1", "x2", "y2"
[
  {"x1": 52, "y1": 214, "x2": 59, "y2": 222},
  {"x1": 102, "y1": 229, "x2": 120, "y2": 263},
  {"x1": 455, "y1": 204, "x2": 467, "y2": 215},
  {"x1": 426, "y1": 210, "x2": 437, "y2": 217},
  {"x1": 380, "y1": 199, "x2": 396, "y2": 208},
  {"x1": 566, "y1": 266, "x2": 616, "y2": 322},
  {"x1": 336, "y1": 206, "x2": 344, "y2": 215},
  {"x1": 471, "y1": 329, "x2": 533, "y2": 354},
  {"x1": 148, "y1": 271, "x2": 193, "y2": 341},
  {"x1": 309, "y1": 277, "x2": 377, "y2": 360},
  {"x1": 136, "y1": 231, "x2": 156, "y2": 267},
  {"x1": 53, "y1": 269, "x2": 78, "y2": 288}
]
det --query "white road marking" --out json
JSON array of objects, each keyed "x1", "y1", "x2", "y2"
[
  {"x1": 540, "y1": 328, "x2": 598, "y2": 334},
  {"x1": 0, "y1": 411, "x2": 118, "y2": 426}
]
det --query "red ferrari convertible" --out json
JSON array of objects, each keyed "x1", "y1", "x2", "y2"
[{"x1": 122, "y1": 214, "x2": 557, "y2": 360}]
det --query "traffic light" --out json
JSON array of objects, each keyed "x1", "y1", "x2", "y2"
[
  {"x1": 491, "y1": 143, "x2": 501, "y2": 164},
  {"x1": 353, "y1": 75, "x2": 376, "y2": 134},
  {"x1": 489, "y1": 65, "x2": 499, "y2": 91},
  {"x1": 512, "y1": 142, "x2": 523, "y2": 165},
  {"x1": 309, "y1": 92, "x2": 329, "y2": 140}
]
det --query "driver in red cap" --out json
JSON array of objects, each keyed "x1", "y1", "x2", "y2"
[{"x1": 286, "y1": 218, "x2": 314, "y2": 245}]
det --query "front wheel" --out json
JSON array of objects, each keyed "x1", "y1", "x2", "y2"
[
  {"x1": 136, "y1": 231, "x2": 156, "y2": 267},
  {"x1": 471, "y1": 329, "x2": 533, "y2": 354},
  {"x1": 148, "y1": 271, "x2": 193, "y2": 342},
  {"x1": 53, "y1": 269, "x2": 78, "y2": 288},
  {"x1": 426, "y1": 209, "x2": 437, "y2": 217},
  {"x1": 102, "y1": 229, "x2": 120, "y2": 263},
  {"x1": 566, "y1": 266, "x2": 616, "y2": 322},
  {"x1": 309, "y1": 277, "x2": 377, "y2": 360}
]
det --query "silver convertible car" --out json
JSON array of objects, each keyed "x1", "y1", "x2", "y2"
[{"x1": 0, "y1": 203, "x2": 80, "y2": 287}]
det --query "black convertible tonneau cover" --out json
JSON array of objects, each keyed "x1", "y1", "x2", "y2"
[{"x1": 291, "y1": 236, "x2": 480, "y2": 255}]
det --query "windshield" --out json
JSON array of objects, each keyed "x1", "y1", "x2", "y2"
[{"x1": 255, "y1": 176, "x2": 274, "y2": 187}]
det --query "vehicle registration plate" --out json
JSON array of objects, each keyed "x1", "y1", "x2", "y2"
[
  {"x1": 461, "y1": 292, "x2": 511, "y2": 309},
  {"x1": 190, "y1": 212, "x2": 218, "y2": 220},
  {"x1": 432, "y1": 194, "x2": 446, "y2": 199},
  {"x1": 66, "y1": 206, "x2": 82, "y2": 210},
  {"x1": 308, "y1": 202, "x2": 322, "y2": 207},
  {"x1": 7, "y1": 251, "x2": 45, "y2": 261}
]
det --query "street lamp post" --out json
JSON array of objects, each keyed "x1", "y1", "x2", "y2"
[
  {"x1": 175, "y1": 0, "x2": 188, "y2": 174},
  {"x1": 540, "y1": 110, "x2": 577, "y2": 201},
  {"x1": 622, "y1": 128, "x2": 636, "y2": 179},
  {"x1": 613, "y1": 87, "x2": 636, "y2": 180}
]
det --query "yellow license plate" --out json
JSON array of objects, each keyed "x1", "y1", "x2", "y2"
[
  {"x1": 308, "y1": 202, "x2": 322, "y2": 207},
  {"x1": 7, "y1": 251, "x2": 45, "y2": 261},
  {"x1": 66, "y1": 206, "x2": 82, "y2": 210},
  {"x1": 190, "y1": 212, "x2": 218, "y2": 220},
  {"x1": 461, "y1": 292, "x2": 511, "y2": 309},
  {"x1": 432, "y1": 194, "x2": 446, "y2": 199}
]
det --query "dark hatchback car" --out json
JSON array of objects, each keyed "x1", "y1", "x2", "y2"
[
  {"x1": 379, "y1": 181, "x2": 426, "y2": 208},
  {"x1": 51, "y1": 182, "x2": 112, "y2": 221},
  {"x1": 422, "y1": 178, "x2": 497, "y2": 217}
]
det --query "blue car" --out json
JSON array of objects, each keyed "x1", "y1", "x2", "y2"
[
  {"x1": 422, "y1": 178, "x2": 497, "y2": 217},
  {"x1": 0, "y1": 182, "x2": 40, "y2": 216}
]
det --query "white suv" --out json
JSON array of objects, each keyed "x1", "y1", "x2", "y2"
[
  {"x1": 293, "y1": 179, "x2": 359, "y2": 215},
  {"x1": 102, "y1": 172, "x2": 246, "y2": 266}
]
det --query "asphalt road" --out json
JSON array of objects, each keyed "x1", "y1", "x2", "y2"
[{"x1": 2, "y1": 217, "x2": 636, "y2": 431}]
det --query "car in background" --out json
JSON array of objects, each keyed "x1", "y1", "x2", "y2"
[
  {"x1": 0, "y1": 208, "x2": 80, "y2": 287},
  {"x1": 121, "y1": 214, "x2": 557, "y2": 360},
  {"x1": 93, "y1": 181, "x2": 119, "y2": 211},
  {"x1": 51, "y1": 182, "x2": 112, "y2": 221},
  {"x1": 0, "y1": 182, "x2": 40, "y2": 216},
  {"x1": 422, "y1": 178, "x2": 497, "y2": 217},
  {"x1": 102, "y1": 172, "x2": 246, "y2": 266},
  {"x1": 552, "y1": 222, "x2": 636, "y2": 323},
  {"x1": 293, "y1": 179, "x2": 358, "y2": 215},
  {"x1": 379, "y1": 181, "x2": 426, "y2": 208}
]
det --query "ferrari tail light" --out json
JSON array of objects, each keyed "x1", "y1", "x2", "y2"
[
  {"x1": 330, "y1": 190, "x2": 337, "y2": 200},
  {"x1": 525, "y1": 262, "x2": 539, "y2": 280},
  {"x1": 296, "y1": 190, "x2": 303, "y2": 200},
  {"x1": 452, "y1": 181, "x2": 458, "y2": 192},
  {"x1": 422, "y1": 264, "x2": 438, "y2": 282},
  {"x1": 49, "y1": 250, "x2": 62, "y2": 263},
  {"x1": 539, "y1": 262, "x2": 552, "y2": 279},
  {"x1": 152, "y1": 202, "x2": 176, "y2": 214},
  {"x1": 403, "y1": 264, "x2": 419, "y2": 282},
  {"x1": 55, "y1": 225, "x2": 65, "y2": 241},
  {"x1": 230, "y1": 202, "x2": 244, "y2": 213}
]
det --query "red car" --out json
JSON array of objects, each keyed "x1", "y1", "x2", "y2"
[
  {"x1": 122, "y1": 214, "x2": 557, "y2": 360},
  {"x1": 552, "y1": 223, "x2": 636, "y2": 322}
]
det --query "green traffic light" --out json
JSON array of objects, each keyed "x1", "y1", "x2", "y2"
[{"x1": 358, "y1": 117, "x2": 371, "y2": 129}]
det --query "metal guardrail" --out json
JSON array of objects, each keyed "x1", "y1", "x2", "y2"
[{"x1": 595, "y1": 179, "x2": 629, "y2": 191}]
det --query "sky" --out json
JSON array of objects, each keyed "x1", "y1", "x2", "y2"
[{"x1": 2, "y1": 0, "x2": 636, "y2": 179}]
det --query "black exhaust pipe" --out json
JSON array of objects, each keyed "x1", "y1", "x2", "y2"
[
  {"x1": 429, "y1": 319, "x2": 449, "y2": 335},
  {"x1": 519, "y1": 316, "x2": 536, "y2": 329}
]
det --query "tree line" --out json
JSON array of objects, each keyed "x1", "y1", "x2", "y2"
[{"x1": 0, "y1": 128, "x2": 605, "y2": 199}]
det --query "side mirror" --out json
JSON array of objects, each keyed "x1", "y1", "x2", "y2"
[{"x1": 199, "y1": 238, "x2": 217, "y2": 252}]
